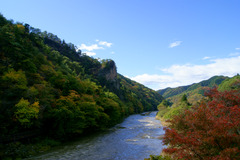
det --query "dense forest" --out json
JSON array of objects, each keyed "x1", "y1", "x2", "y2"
[{"x1": 0, "y1": 14, "x2": 163, "y2": 159}]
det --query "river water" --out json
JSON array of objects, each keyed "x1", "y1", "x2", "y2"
[{"x1": 28, "y1": 111, "x2": 165, "y2": 160}]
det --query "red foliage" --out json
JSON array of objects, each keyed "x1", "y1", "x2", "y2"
[{"x1": 162, "y1": 88, "x2": 240, "y2": 160}]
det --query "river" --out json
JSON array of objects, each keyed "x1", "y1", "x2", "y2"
[{"x1": 27, "y1": 111, "x2": 165, "y2": 160}]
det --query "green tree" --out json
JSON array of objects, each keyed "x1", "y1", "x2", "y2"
[
  {"x1": 180, "y1": 94, "x2": 191, "y2": 107},
  {"x1": 157, "y1": 100, "x2": 171, "y2": 111},
  {"x1": 180, "y1": 94, "x2": 187, "y2": 102},
  {"x1": 47, "y1": 91, "x2": 86, "y2": 138},
  {"x1": 14, "y1": 98, "x2": 40, "y2": 128},
  {"x1": 97, "y1": 97, "x2": 122, "y2": 126},
  {"x1": 157, "y1": 100, "x2": 171, "y2": 118},
  {"x1": 1, "y1": 69, "x2": 28, "y2": 99}
]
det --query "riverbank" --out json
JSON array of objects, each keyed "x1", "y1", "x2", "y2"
[
  {"x1": 155, "y1": 114, "x2": 170, "y2": 128},
  {"x1": 0, "y1": 137, "x2": 62, "y2": 160}
]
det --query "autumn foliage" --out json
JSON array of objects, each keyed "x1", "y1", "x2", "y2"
[{"x1": 162, "y1": 88, "x2": 240, "y2": 160}]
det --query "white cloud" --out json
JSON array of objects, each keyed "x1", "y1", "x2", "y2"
[
  {"x1": 131, "y1": 56, "x2": 240, "y2": 90},
  {"x1": 169, "y1": 41, "x2": 182, "y2": 48},
  {"x1": 76, "y1": 40, "x2": 113, "y2": 56},
  {"x1": 111, "y1": 51, "x2": 115, "y2": 54},
  {"x1": 99, "y1": 41, "x2": 112, "y2": 47},
  {"x1": 131, "y1": 74, "x2": 177, "y2": 90},
  {"x1": 236, "y1": 48, "x2": 240, "y2": 50},
  {"x1": 77, "y1": 44, "x2": 103, "y2": 51},
  {"x1": 83, "y1": 51, "x2": 96, "y2": 56},
  {"x1": 229, "y1": 52, "x2": 240, "y2": 56},
  {"x1": 202, "y1": 56, "x2": 211, "y2": 60}
]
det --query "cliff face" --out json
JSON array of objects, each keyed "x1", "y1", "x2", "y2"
[
  {"x1": 98, "y1": 60, "x2": 119, "y2": 90},
  {"x1": 103, "y1": 60, "x2": 117, "y2": 81}
]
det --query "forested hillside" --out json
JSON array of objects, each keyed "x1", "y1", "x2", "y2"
[
  {"x1": 159, "y1": 75, "x2": 240, "y2": 160},
  {"x1": 0, "y1": 13, "x2": 163, "y2": 149},
  {"x1": 218, "y1": 74, "x2": 240, "y2": 91},
  {"x1": 155, "y1": 75, "x2": 236, "y2": 121},
  {"x1": 157, "y1": 76, "x2": 227, "y2": 105}
]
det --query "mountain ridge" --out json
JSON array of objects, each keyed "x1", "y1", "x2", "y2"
[{"x1": 157, "y1": 75, "x2": 228, "y2": 105}]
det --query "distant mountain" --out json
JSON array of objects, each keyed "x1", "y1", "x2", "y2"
[
  {"x1": 158, "y1": 85, "x2": 191, "y2": 99},
  {"x1": 157, "y1": 76, "x2": 228, "y2": 105}
]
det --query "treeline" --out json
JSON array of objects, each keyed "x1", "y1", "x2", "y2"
[{"x1": 0, "y1": 13, "x2": 163, "y2": 152}]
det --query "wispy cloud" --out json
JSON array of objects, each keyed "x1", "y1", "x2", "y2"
[
  {"x1": 229, "y1": 52, "x2": 240, "y2": 56},
  {"x1": 131, "y1": 56, "x2": 240, "y2": 90},
  {"x1": 77, "y1": 44, "x2": 103, "y2": 51},
  {"x1": 83, "y1": 51, "x2": 96, "y2": 56},
  {"x1": 99, "y1": 41, "x2": 112, "y2": 47},
  {"x1": 77, "y1": 40, "x2": 113, "y2": 56},
  {"x1": 202, "y1": 56, "x2": 211, "y2": 60},
  {"x1": 236, "y1": 48, "x2": 240, "y2": 50},
  {"x1": 169, "y1": 41, "x2": 182, "y2": 48}
]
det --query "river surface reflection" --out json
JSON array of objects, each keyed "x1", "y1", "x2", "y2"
[{"x1": 28, "y1": 111, "x2": 165, "y2": 160}]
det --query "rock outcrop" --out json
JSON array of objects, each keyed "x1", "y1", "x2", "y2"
[{"x1": 98, "y1": 60, "x2": 120, "y2": 90}]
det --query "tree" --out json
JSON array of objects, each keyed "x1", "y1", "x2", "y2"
[
  {"x1": 162, "y1": 88, "x2": 240, "y2": 160},
  {"x1": 180, "y1": 94, "x2": 190, "y2": 106},
  {"x1": 47, "y1": 91, "x2": 86, "y2": 138},
  {"x1": 157, "y1": 100, "x2": 171, "y2": 110},
  {"x1": 14, "y1": 98, "x2": 40, "y2": 128},
  {"x1": 0, "y1": 14, "x2": 8, "y2": 27},
  {"x1": 1, "y1": 69, "x2": 28, "y2": 100}
]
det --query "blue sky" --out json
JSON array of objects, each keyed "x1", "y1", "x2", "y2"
[{"x1": 1, "y1": 0, "x2": 240, "y2": 90}]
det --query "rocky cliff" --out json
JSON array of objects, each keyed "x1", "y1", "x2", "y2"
[{"x1": 98, "y1": 60, "x2": 120, "y2": 90}]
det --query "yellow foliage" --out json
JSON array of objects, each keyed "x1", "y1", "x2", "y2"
[
  {"x1": 16, "y1": 24, "x2": 25, "y2": 33},
  {"x1": 14, "y1": 98, "x2": 40, "y2": 128}
]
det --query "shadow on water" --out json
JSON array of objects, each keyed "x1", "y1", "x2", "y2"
[{"x1": 26, "y1": 111, "x2": 165, "y2": 160}]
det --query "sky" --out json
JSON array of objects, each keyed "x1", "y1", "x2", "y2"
[{"x1": 1, "y1": 0, "x2": 240, "y2": 90}]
